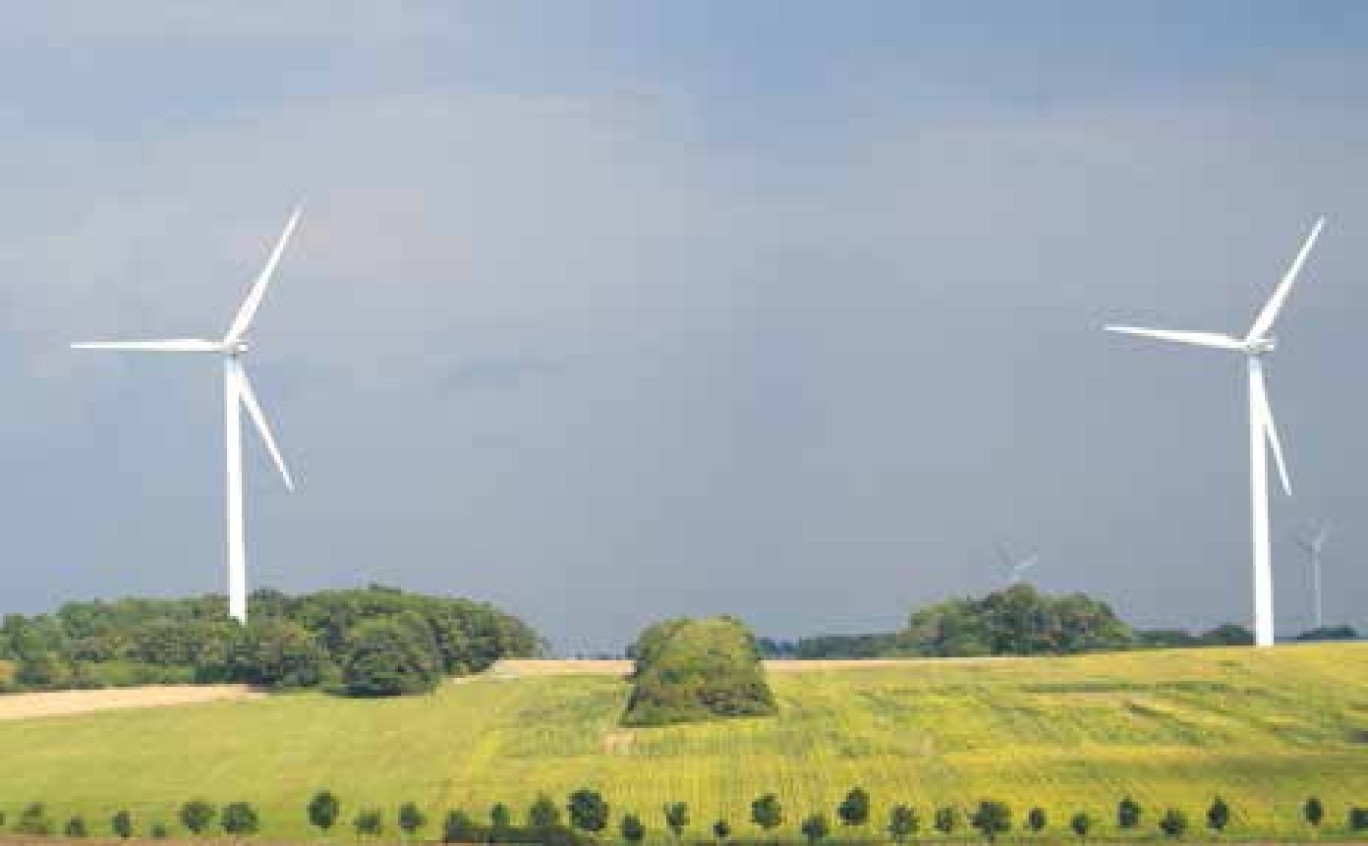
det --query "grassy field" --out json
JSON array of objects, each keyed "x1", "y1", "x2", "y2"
[{"x1": 0, "y1": 644, "x2": 1366, "y2": 842}]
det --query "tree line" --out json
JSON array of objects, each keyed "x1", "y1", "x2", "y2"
[
  {"x1": 0, "y1": 585, "x2": 543, "y2": 697},
  {"x1": 757, "y1": 585, "x2": 1361, "y2": 660},
  {"x1": 4, "y1": 788, "x2": 1368, "y2": 843}
]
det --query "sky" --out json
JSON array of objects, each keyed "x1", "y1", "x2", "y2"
[{"x1": 2, "y1": 2, "x2": 1367, "y2": 653}]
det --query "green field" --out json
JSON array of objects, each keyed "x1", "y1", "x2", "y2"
[{"x1": 1, "y1": 644, "x2": 1367, "y2": 842}]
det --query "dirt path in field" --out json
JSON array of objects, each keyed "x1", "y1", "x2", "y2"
[
  {"x1": 0, "y1": 684, "x2": 265, "y2": 721},
  {"x1": 491, "y1": 656, "x2": 1017, "y2": 677}
]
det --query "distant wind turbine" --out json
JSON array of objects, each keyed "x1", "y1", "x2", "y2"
[
  {"x1": 996, "y1": 541, "x2": 1039, "y2": 586},
  {"x1": 1105, "y1": 217, "x2": 1325, "y2": 648},
  {"x1": 72, "y1": 207, "x2": 302, "y2": 624},
  {"x1": 1295, "y1": 520, "x2": 1331, "y2": 630}
]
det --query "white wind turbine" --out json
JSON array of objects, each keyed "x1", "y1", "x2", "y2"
[
  {"x1": 1106, "y1": 217, "x2": 1325, "y2": 648},
  {"x1": 996, "y1": 541, "x2": 1039, "y2": 586},
  {"x1": 73, "y1": 207, "x2": 302, "y2": 624},
  {"x1": 1295, "y1": 520, "x2": 1331, "y2": 630}
]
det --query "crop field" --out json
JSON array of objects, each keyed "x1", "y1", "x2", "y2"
[{"x1": 0, "y1": 644, "x2": 1366, "y2": 842}]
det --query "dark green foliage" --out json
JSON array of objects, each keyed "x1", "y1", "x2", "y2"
[
  {"x1": 443, "y1": 811, "x2": 482, "y2": 843},
  {"x1": 1304, "y1": 796, "x2": 1324, "y2": 827},
  {"x1": 1350, "y1": 807, "x2": 1368, "y2": 832},
  {"x1": 934, "y1": 806, "x2": 960, "y2": 835},
  {"x1": 400, "y1": 803, "x2": 428, "y2": 839},
  {"x1": 0, "y1": 586, "x2": 541, "y2": 696},
  {"x1": 623, "y1": 616, "x2": 777, "y2": 727},
  {"x1": 1159, "y1": 808, "x2": 1188, "y2": 839},
  {"x1": 223, "y1": 803, "x2": 260, "y2": 838},
  {"x1": 888, "y1": 804, "x2": 918, "y2": 842},
  {"x1": 112, "y1": 809, "x2": 134, "y2": 839},
  {"x1": 309, "y1": 790, "x2": 341, "y2": 834},
  {"x1": 1295, "y1": 625, "x2": 1360, "y2": 641},
  {"x1": 342, "y1": 613, "x2": 444, "y2": 697},
  {"x1": 838, "y1": 787, "x2": 871, "y2": 827},
  {"x1": 151, "y1": 822, "x2": 170, "y2": 840},
  {"x1": 904, "y1": 585, "x2": 1134, "y2": 657},
  {"x1": 794, "y1": 633, "x2": 902, "y2": 659},
  {"x1": 490, "y1": 802, "x2": 512, "y2": 840},
  {"x1": 1027, "y1": 807, "x2": 1047, "y2": 832},
  {"x1": 1117, "y1": 796, "x2": 1142, "y2": 830},
  {"x1": 568, "y1": 789, "x2": 609, "y2": 833},
  {"x1": 621, "y1": 813, "x2": 646, "y2": 844},
  {"x1": 17, "y1": 803, "x2": 53, "y2": 836},
  {"x1": 970, "y1": 801, "x2": 1012, "y2": 842},
  {"x1": 1206, "y1": 797, "x2": 1230, "y2": 832},
  {"x1": 65, "y1": 816, "x2": 89, "y2": 838},
  {"x1": 713, "y1": 819, "x2": 731, "y2": 841},
  {"x1": 1070, "y1": 812, "x2": 1092, "y2": 840},
  {"x1": 663, "y1": 802, "x2": 689, "y2": 838},
  {"x1": 353, "y1": 808, "x2": 383, "y2": 839},
  {"x1": 529, "y1": 794, "x2": 561, "y2": 830},
  {"x1": 181, "y1": 800, "x2": 217, "y2": 835},
  {"x1": 751, "y1": 794, "x2": 783, "y2": 831},
  {"x1": 1200, "y1": 624, "x2": 1254, "y2": 646},
  {"x1": 801, "y1": 813, "x2": 830, "y2": 844}
]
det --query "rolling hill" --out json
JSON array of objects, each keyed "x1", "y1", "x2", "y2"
[{"x1": 0, "y1": 644, "x2": 1366, "y2": 841}]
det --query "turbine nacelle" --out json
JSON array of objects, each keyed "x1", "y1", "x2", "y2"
[{"x1": 1243, "y1": 337, "x2": 1276, "y2": 356}]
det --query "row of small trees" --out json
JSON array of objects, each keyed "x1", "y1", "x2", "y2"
[{"x1": 5, "y1": 790, "x2": 1368, "y2": 842}]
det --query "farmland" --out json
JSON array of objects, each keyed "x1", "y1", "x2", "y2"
[{"x1": 0, "y1": 644, "x2": 1365, "y2": 841}]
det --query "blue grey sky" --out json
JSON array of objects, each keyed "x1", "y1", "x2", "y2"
[{"x1": 3, "y1": 3, "x2": 1367, "y2": 652}]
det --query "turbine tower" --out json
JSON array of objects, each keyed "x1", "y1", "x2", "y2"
[
  {"x1": 73, "y1": 207, "x2": 302, "y2": 624},
  {"x1": 996, "y1": 541, "x2": 1039, "y2": 586},
  {"x1": 1295, "y1": 520, "x2": 1330, "y2": 630},
  {"x1": 1105, "y1": 217, "x2": 1325, "y2": 648}
]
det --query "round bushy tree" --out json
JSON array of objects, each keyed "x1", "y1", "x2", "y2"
[
  {"x1": 399, "y1": 803, "x2": 428, "y2": 841},
  {"x1": 1118, "y1": 797, "x2": 1142, "y2": 831},
  {"x1": 568, "y1": 789, "x2": 609, "y2": 833},
  {"x1": 181, "y1": 800, "x2": 217, "y2": 836},
  {"x1": 664, "y1": 802, "x2": 689, "y2": 839},
  {"x1": 151, "y1": 822, "x2": 170, "y2": 840},
  {"x1": 621, "y1": 813, "x2": 646, "y2": 845},
  {"x1": 935, "y1": 806, "x2": 960, "y2": 835},
  {"x1": 353, "y1": 809, "x2": 383, "y2": 840},
  {"x1": 112, "y1": 810, "x2": 134, "y2": 840},
  {"x1": 888, "y1": 804, "x2": 919, "y2": 843},
  {"x1": 1206, "y1": 797, "x2": 1230, "y2": 833},
  {"x1": 752, "y1": 794, "x2": 784, "y2": 832},
  {"x1": 1028, "y1": 807, "x2": 1047, "y2": 833},
  {"x1": 1350, "y1": 807, "x2": 1368, "y2": 833},
  {"x1": 529, "y1": 793, "x2": 561, "y2": 831},
  {"x1": 1070, "y1": 812, "x2": 1092, "y2": 841},
  {"x1": 223, "y1": 803, "x2": 260, "y2": 839},
  {"x1": 1159, "y1": 808, "x2": 1188, "y2": 840},
  {"x1": 65, "y1": 816, "x2": 89, "y2": 838},
  {"x1": 838, "y1": 788, "x2": 871, "y2": 828},
  {"x1": 713, "y1": 819, "x2": 731, "y2": 842},
  {"x1": 971, "y1": 801, "x2": 1012, "y2": 842},
  {"x1": 801, "y1": 813, "x2": 830, "y2": 845},
  {"x1": 309, "y1": 790, "x2": 340, "y2": 835},
  {"x1": 1304, "y1": 796, "x2": 1324, "y2": 828}
]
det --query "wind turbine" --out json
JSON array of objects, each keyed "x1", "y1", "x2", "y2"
[
  {"x1": 1105, "y1": 217, "x2": 1325, "y2": 648},
  {"x1": 996, "y1": 541, "x2": 1039, "y2": 586},
  {"x1": 73, "y1": 207, "x2": 302, "y2": 624},
  {"x1": 1295, "y1": 520, "x2": 1331, "y2": 630}
]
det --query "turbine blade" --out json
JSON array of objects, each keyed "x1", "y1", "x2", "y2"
[
  {"x1": 231, "y1": 360, "x2": 295, "y2": 491},
  {"x1": 1252, "y1": 364, "x2": 1291, "y2": 496},
  {"x1": 1104, "y1": 326, "x2": 1245, "y2": 350},
  {"x1": 1018, "y1": 555, "x2": 1039, "y2": 571},
  {"x1": 224, "y1": 206, "x2": 303, "y2": 345},
  {"x1": 994, "y1": 542, "x2": 1014, "y2": 568},
  {"x1": 71, "y1": 339, "x2": 222, "y2": 353},
  {"x1": 1247, "y1": 216, "x2": 1325, "y2": 341}
]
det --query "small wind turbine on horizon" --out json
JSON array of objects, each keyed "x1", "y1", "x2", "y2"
[
  {"x1": 1105, "y1": 217, "x2": 1325, "y2": 648},
  {"x1": 1295, "y1": 520, "x2": 1331, "y2": 631},
  {"x1": 996, "y1": 541, "x2": 1039, "y2": 586},
  {"x1": 72, "y1": 207, "x2": 303, "y2": 624}
]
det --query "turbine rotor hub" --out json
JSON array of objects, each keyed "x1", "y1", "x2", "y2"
[{"x1": 1245, "y1": 337, "x2": 1276, "y2": 355}]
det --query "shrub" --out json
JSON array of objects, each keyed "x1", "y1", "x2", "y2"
[
  {"x1": 621, "y1": 813, "x2": 646, "y2": 845},
  {"x1": 65, "y1": 816, "x2": 89, "y2": 838},
  {"x1": 1206, "y1": 797, "x2": 1230, "y2": 832},
  {"x1": 935, "y1": 806, "x2": 960, "y2": 835},
  {"x1": 838, "y1": 787, "x2": 871, "y2": 827},
  {"x1": 443, "y1": 810, "x2": 484, "y2": 844},
  {"x1": 1070, "y1": 812, "x2": 1092, "y2": 840},
  {"x1": 309, "y1": 790, "x2": 341, "y2": 834},
  {"x1": 1350, "y1": 807, "x2": 1368, "y2": 832},
  {"x1": 354, "y1": 808, "x2": 384, "y2": 839},
  {"x1": 664, "y1": 802, "x2": 689, "y2": 839},
  {"x1": 490, "y1": 803, "x2": 512, "y2": 842},
  {"x1": 752, "y1": 794, "x2": 784, "y2": 831},
  {"x1": 399, "y1": 802, "x2": 428, "y2": 840},
  {"x1": 801, "y1": 813, "x2": 830, "y2": 845},
  {"x1": 568, "y1": 789, "x2": 609, "y2": 833},
  {"x1": 888, "y1": 804, "x2": 919, "y2": 843},
  {"x1": 151, "y1": 822, "x2": 170, "y2": 840},
  {"x1": 1028, "y1": 807, "x2": 1047, "y2": 832},
  {"x1": 1159, "y1": 808, "x2": 1188, "y2": 839},
  {"x1": 223, "y1": 803, "x2": 260, "y2": 838},
  {"x1": 970, "y1": 801, "x2": 1011, "y2": 842},
  {"x1": 17, "y1": 803, "x2": 53, "y2": 837},
  {"x1": 529, "y1": 794, "x2": 561, "y2": 830},
  {"x1": 112, "y1": 809, "x2": 134, "y2": 839},
  {"x1": 713, "y1": 819, "x2": 731, "y2": 841},
  {"x1": 181, "y1": 800, "x2": 217, "y2": 835},
  {"x1": 1118, "y1": 797, "x2": 1142, "y2": 830},
  {"x1": 1304, "y1": 796, "x2": 1324, "y2": 828}
]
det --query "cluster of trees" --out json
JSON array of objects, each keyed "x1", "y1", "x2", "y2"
[
  {"x1": 4, "y1": 788, "x2": 1368, "y2": 843},
  {"x1": 763, "y1": 586, "x2": 1361, "y2": 660},
  {"x1": 0, "y1": 585, "x2": 542, "y2": 697},
  {"x1": 622, "y1": 616, "x2": 777, "y2": 727}
]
